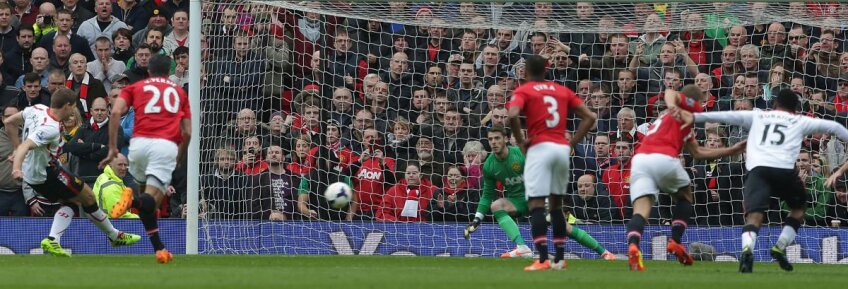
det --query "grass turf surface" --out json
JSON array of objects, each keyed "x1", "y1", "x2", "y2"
[{"x1": 1, "y1": 255, "x2": 846, "y2": 289}]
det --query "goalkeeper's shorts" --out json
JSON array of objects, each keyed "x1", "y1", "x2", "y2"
[{"x1": 504, "y1": 197, "x2": 529, "y2": 217}]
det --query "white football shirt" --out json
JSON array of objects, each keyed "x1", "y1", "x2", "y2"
[
  {"x1": 21, "y1": 105, "x2": 63, "y2": 184},
  {"x1": 695, "y1": 109, "x2": 848, "y2": 170}
]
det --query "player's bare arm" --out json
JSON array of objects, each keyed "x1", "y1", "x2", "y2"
[
  {"x1": 10, "y1": 139, "x2": 38, "y2": 180},
  {"x1": 175, "y1": 118, "x2": 192, "y2": 168},
  {"x1": 507, "y1": 106, "x2": 526, "y2": 151},
  {"x1": 570, "y1": 105, "x2": 597, "y2": 148},
  {"x1": 813, "y1": 120, "x2": 848, "y2": 188},
  {"x1": 100, "y1": 97, "x2": 129, "y2": 169},
  {"x1": 684, "y1": 139, "x2": 747, "y2": 160},
  {"x1": 664, "y1": 89, "x2": 682, "y2": 118},
  {"x1": 826, "y1": 161, "x2": 848, "y2": 189},
  {"x1": 2, "y1": 111, "x2": 24, "y2": 149}
]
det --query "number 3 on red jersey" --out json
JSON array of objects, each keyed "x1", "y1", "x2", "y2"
[
  {"x1": 543, "y1": 95, "x2": 559, "y2": 128},
  {"x1": 143, "y1": 85, "x2": 180, "y2": 114}
]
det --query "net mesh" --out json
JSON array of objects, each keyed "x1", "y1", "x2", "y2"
[{"x1": 196, "y1": 0, "x2": 848, "y2": 260}]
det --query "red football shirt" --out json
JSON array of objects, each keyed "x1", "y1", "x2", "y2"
[
  {"x1": 508, "y1": 81, "x2": 583, "y2": 147},
  {"x1": 635, "y1": 94, "x2": 703, "y2": 157},
  {"x1": 354, "y1": 157, "x2": 396, "y2": 212},
  {"x1": 119, "y1": 77, "x2": 191, "y2": 144}
]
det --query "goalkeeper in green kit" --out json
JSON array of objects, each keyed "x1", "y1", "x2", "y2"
[{"x1": 465, "y1": 126, "x2": 615, "y2": 260}]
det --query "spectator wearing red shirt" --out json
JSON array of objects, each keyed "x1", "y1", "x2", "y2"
[
  {"x1": 11, "y1": 0, "x2": 37, "y2": 29},
  {"x1": 307, "y1": 121, "x2": 356, "y2": 172},
  {"x1": 694, "y1": 73, "x2": 720, "y2": 111},
  {"x1": 235, "y1": 136, "x2": 269, "y2": 175},
  {"x1": 290, "y1": 95, "x2": 323, "y2": 145},
  {"x1": 602, "y1": 138, "x2": 633, "y2": 220},
  {"x1": 278, "y1": 1, "x2": 339, "y2": 76},
  {"x1": 376, "y1": 163, "x2": 434, "y2": 222},
  {"x1": 832, "y1": 77, "x2": 848, "y2": 113},
  {"x1": 286, "y1": 134, "x2": 313, "y2": 177},
  {"x1": 422, "y1": 19, "x2": 452, "y2": 64},
  {"x1": 711, "y1": 45, "x2": 742, "y2": 97},
  {"x1": 675, "y1": 12, "x2": 720, "y2": 69},
  {"x1": 348, "y1": 132, "x2": 396, "y2": 220}
]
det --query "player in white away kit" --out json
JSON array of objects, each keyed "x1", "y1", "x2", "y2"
[
  {"x1": 681, "y1": 89, "x2": 848, "y2": 273},
  {"x1": 100, "y1": 54, "x2": 192, "y2": 264},
  {"x1": 4, "y1": 88, "x2": 140, "y2": 257}
]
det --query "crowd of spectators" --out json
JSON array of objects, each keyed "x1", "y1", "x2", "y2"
[{"x1": 1, "y1": 1, "x2": 848, "y2": 227}]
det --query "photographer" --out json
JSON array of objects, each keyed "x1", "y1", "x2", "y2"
[
  {"x1": 234, "y1": 136, "x2": 269, "y2": 176},
  {"x1": 33, "y1": 1, "x2": 57, "y2": 42}
]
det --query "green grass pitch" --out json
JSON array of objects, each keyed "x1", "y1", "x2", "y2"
[{"x1": 1, "y1": 255, "x2": 846, "y2": 289}]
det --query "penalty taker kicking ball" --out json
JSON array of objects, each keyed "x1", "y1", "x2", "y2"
[{"x1": 324, "y1": 182, "x2": 352, "y2": 209}]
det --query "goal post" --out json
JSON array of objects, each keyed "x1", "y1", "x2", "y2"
[{"x1": 185, "y1": 0, "x2": 848, "y2": 262}]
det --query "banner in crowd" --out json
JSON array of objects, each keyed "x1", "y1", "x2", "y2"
[{"x1": 0, "y1": 219, "x2": 845, "y2": 264}]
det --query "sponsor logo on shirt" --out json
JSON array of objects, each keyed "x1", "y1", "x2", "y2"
[{"x1": 504, "y1": 176, "x2": 523, "y2": 186}]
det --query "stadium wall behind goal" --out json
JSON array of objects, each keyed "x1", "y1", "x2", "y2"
[{"x1": 0, "y1": 219, "x2": 846, "y2": 264}]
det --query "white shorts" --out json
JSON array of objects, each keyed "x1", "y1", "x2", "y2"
[
  {"x1": 629, "y1": 153, "x2": 690, "y2": 201},
  {"x1": 524, "y1": 142, "x2": 572, "y2": 199},
  {"x1": 128, "y1": 137, "x2": 178, "y2": 186}
]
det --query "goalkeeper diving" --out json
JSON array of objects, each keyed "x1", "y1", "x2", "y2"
[{"x1": 465, "y1": 126, "x2": 615, "y2": 260}]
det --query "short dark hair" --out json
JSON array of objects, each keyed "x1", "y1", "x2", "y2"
[
  {"x1": 23, "y1": 72, "x2": 41, "y2": 84},
  {"x1": 50, "y1": 88, "x2": 78, "y2": 109},
  {"x1": 135, "y1": 43, "x2": 152, "y2": 54},
  {"x1": 144, "y1": 27, "x2": 166, "y2": 39},
  {"x1": 530, "y1": 31, "x2": 548, "y2": 40},
  {"x1": 148, "y1": 54, "x2": 172, "y2": 77},
  {"x1": 172, "y1": 46, "x2": 189, "y2": 57},
  {"x1": 524, "y1": 54, "x2": 547, "y2": 80},
  {"x1": 487, "y1": 125, "x2": 508, "y2": 137},
  {"x1": 112, "y1": 28, "x2": 132, "y2": 42},
  {"x1": 18, "y1": 25, "x2": 34, "y2": 35},
  {"x1": 56, "y1": 8, "x2": 72, "y2": 17},
  {"x1": 774, "y1": 88, "x2": 800, "y2": 112}
]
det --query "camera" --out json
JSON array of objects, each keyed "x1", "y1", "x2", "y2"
[{"x1": 42, "y1": 15, "x2": 53, "y2": 26}]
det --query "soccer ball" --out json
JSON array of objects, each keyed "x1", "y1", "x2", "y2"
[{"x1": 324, "y1": 182, "x2": 352, "y2": 209}]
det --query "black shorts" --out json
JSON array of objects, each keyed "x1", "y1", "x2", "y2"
[
  {"x1": 27, "y1": 165, "x2": 86, "y2": 202},
  {"x1": 743, "y1": 166, "x2": 806, "y2": 214}
]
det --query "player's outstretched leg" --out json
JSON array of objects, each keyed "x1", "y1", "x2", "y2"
[
  {"x1": 41, "y1": 205, "x2": 74, "y2": 257},
  {"x1": 491, "y1": 199, "x2": 532, "y2": 259},
  {"x1": 72, "y1": 186, "x2": 141, "y2": 247},
  {"x1": 667, "y1": 189, "x2": 694, "y2": 266},
  {"x1": 771, "y1": 211, "x2": 803, "y2": 272},
  {"x1": 568, "y1": 225, "x2": 616, "y2": 260},
  {"x1": 626, "y1": 196, "x2": 652, "y2": 271},
  {"x1": 524, "y1": 197, "x2": 551, "y2": 271}
]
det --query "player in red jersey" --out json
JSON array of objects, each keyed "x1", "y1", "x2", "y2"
[
  {"x1": 508, "y1": 54, "x2": 597, "y2": 271},
  {"x1": 99, "y1": 54, "x2": 192, "y2": 264},
  {"x1": 625, "y1": 85, "x2": 746, "y2": 271}
]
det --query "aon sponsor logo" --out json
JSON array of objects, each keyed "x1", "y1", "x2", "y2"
[
  {"x1": 357, "y1": 169, "x2": 383, "y2": 180},
  {"x1": 503, "y1": 176, "x2": 523, "y2": 186}
]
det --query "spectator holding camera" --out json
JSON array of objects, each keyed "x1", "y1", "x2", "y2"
[
  {"x1": 235, "y1": 136, "x2": 269, "y2": 176},
  {"x1": 33, "y1": 1, "x2": 56, "y2": 41}
]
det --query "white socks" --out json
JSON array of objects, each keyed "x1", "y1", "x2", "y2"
[
  {"x1": 85, "y1": 209, "x2": 119, "y2": 240},
  {"x1": 741, "y1": 231, "x2": 758, "y2": 251},
  {"x1": 49, "y1": 206, "x2": 74, "y2": 243},
  {"x1": 775, "y1": 225, "x2": 797, "y2": 250}
]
